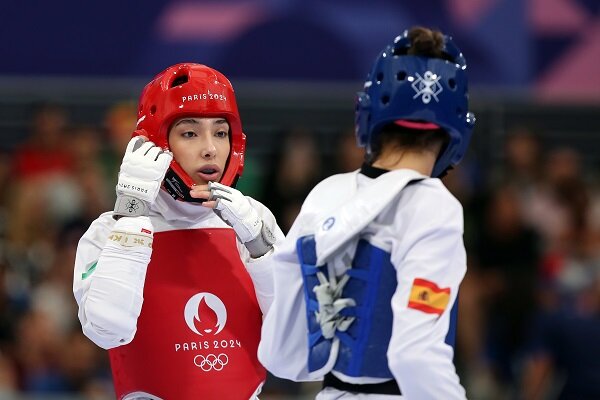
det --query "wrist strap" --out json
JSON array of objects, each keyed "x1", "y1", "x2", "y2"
[
  {"x1": 114, "y1": 195, "x2": 150, "y2": 217},
  {"x1": 245, "y1": 221, "x2": 276, "y2": 258}
]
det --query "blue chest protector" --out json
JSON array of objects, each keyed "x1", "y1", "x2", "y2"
[
  {"x1": 298, "y1": 235, "x2": 460, "y2": 378},
  {"x1": 298, "y1": 235, "x2": 398, "y2": 378}
]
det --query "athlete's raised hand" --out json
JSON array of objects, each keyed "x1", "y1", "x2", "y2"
[
  {"x1": 191, "y1": 182, "x2": 275, "y2": 257},
  {"x1": 114, "y1": 135, "x2": 173, "y2": 217}
]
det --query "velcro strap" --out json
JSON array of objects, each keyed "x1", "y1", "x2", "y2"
[
  {"x1": 114, "y1": 195, "x2": 150, "y2": 217},
  {"x1": 245, "y1": 221, "x2": 276, "y2": 258}
]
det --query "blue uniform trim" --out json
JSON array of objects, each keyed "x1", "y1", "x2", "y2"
[
  {"x1": 445, "y1": 295, "x2": 459, "y2": 349},
  {"x1": 297, "y1": 235, "x2": 397, "y2": 378},
  {"x1": 298, "y1": 236, "x2": 332, "y2": 371}
]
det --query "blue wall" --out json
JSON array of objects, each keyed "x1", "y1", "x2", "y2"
[{"x1": 2, "y1": 0, "x2": 599, "y2": 97}]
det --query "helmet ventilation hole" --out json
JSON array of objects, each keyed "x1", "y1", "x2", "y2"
[
  {"x1": 381, "y1": 94, "x2": 390, "y2": 105},
  {"x1": 397, "y1": 71, "x2": 407, "y2": 81},
  {"x1": 376, "y1": 72, "x2": 384, "y2": 83},
  {"x1": 171, "y1": 75, "x2": 189, "y2": 87},
  {"x1": 448, "y1": 78, "x2": 457, "y2": 90},
  {"x1": 392, "y1": 46, "x2": 407, "y2": 56},
  {"x1": 150, "y1": 105, "x2": 157, "y2": 115}
]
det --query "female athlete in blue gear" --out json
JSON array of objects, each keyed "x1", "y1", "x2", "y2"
[{"x1": 258, "y1": 26, "x2": 475, "y2": 399}]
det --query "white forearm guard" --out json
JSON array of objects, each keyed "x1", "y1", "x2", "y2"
[{"x1": 80, "y1": 216, "x2": 153, "y2": 349}]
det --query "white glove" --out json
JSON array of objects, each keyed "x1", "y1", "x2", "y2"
[
  {"x1": 209, "y1": 181, "x2": 275, "y2": 257},
  {"x1": 114, "y1": 136, "x2": 173, "y2": 217}
]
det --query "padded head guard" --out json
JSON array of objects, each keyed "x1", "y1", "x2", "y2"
[
  {"x1": 355, "y1": 30, "x2": 475, "y2": 177},
  {"x1": 135, "y1": 63, "x2": 246, "y2": 202}
]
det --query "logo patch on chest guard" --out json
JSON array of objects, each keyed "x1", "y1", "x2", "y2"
[
  {"x1": 408, "y1": 278, "x2": 450, "y2": 315},
  {"x1": 184, "y1": 292, "x2": 227, "y2": 336},
  {"x1": 176, "y1": 293, "x2": 243, "y2": 372}
]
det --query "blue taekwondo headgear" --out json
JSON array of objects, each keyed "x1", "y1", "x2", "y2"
[{"x1": 355, "y1": 30, "x2": 476, "y2": 177}]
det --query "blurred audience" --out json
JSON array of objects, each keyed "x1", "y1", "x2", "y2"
[
  {"x1": 456, "y1": 125, "x2": 600, "y2": 399},
  {"x1": 67, "y1": 124, "x2": 113, "y2": 223},
  {"x1": 100, "y1": 101, "x2": 138, "y2": 190},
  {"x1": 0, "y1": 102, "x2": 598, "y2": 399},
  {"x1": 491, "y1": 126, "x2": 543, "y2": 189},
  {"x1": 11, "y1": 103, "x2": 74, "y2": 181},
  {"x1": 8, "y1": 104, "x2": 76, "y2": 248},
  {"x1": 263, "y1": 128, "x2": 325, "y2": 233},
  {"x1": 104, "y1": 101, "x2": 137, "y2": 156},
  {"x1": 522, "y1": 273, "x2": 600, "y2": 400},
  {"x1": 330, "y1": 128, "x2": 365, "y2": 174},
  {"x1": 460, "y1": 184, "x2": 542, "y2": 398}
]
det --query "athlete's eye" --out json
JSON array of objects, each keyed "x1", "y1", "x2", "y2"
[
  {"x1": 215, "y1": 130, "x2": 228, "y2": 138},
  {"x1": 182, "y1": 131, "x2": 197, "y2": 138}
]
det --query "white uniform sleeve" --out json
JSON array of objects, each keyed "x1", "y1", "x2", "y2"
[
  {"x1": 257, "y1": 214, "x2": 320, "y2": 381},
  {"x1": 237, "y1": 197, "x2": 285, "y2": 316},
  {"x1": 73, "y1": 214, "x2": 153, "y2": 350},
  {"x1": 388, "y1": 189, "x2": 467, "y2": 399}
]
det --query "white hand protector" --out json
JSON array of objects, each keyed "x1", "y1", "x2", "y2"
[
  {"x1": 114, "y1": 136, "x2": 173, "y2": 217},
  {"x1": 209, "y1": 181, "x2": 276, "y2": 257}
]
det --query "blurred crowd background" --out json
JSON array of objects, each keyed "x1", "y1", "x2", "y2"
[{"x1": 1, "y1": 0, "x2": 599, "y2": 399}]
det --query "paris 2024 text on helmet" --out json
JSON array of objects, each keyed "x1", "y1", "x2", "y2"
[
  {"x1": 355, "y1": 30, "x2": 476, "y2": 177},
  {"x1": 135, "y1": 63, "x2": 246, "y2": 202}
]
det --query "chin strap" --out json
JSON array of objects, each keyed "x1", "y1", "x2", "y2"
[{"x1": 163, "y1": 168, "x2": 204, "y2": 203}]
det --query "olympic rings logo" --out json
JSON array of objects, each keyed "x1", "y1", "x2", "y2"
[{"x1": 193, "y1": 353, "x2": 229, "y2": 372}]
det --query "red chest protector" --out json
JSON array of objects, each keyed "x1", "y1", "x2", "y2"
[{"x1": 108, "y1": 228, "x2": 265, "y2": 400}]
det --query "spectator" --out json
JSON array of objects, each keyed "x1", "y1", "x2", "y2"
[
  {"x1": 263, "y1": 127, "x2": 324, "y2": 232},
  {"x1": 468, "y1": 184, "x2": 542, "y2": 394}
]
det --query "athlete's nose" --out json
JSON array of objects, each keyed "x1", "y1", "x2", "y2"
[{"x1": 201, "y1": 137, "x2": 217, "y2": 159}]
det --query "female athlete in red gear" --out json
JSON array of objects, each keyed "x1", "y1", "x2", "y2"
[{"x1": 74, "y1": 63, "x2": 283, "y2": 400}]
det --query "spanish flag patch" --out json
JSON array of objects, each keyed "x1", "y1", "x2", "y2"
[{"x1": 408, "y1": 278, "x2": 450, "y2": 315}]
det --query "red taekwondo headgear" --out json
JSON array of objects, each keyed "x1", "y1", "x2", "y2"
[{"x1": 135, "y1": 63, "x2": 246, "y2": 202}]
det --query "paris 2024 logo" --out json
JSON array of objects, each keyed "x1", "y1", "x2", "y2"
[
  {"x1": 183, "y1": 292, "x2": 227, "y2": 336},
  {"x1": 179, "y1": 292, "x2": 240, "y2": 372}
]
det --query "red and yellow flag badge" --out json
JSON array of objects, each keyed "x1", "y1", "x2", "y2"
[{"x1": 408, "y1": 278, "x2": 450, "y2": 315}]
